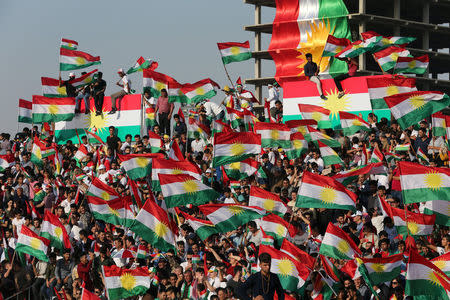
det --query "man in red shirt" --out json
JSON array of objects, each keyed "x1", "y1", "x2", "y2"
[{"x1": 334, "y1": 57, "x2": 359, "y2": 98}]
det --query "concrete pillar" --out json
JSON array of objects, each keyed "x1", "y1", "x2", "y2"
[
  {"x1": 393, "y1": 0, "x2": 400, "y2": 35},
  {"x1": 254, "y1": 5, "x2": 262, "y2": 103},
  {"x1": 358, "y1": 0, "x2": 366, "y2": 71},
  {"x1": 423, "y1": 1, "x2": 430, "y2": 78}
]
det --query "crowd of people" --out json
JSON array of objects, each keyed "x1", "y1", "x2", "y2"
[{"x1": 0, "y1": 75, "x2": 449, "y2": 300}]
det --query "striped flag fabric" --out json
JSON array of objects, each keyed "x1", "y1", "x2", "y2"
[
  {"x1": 398, "y1": 161, "x2": 450, "y2": 204},
  {"x1": 361, "y1": 31, "x2": 416, "y2": 50},
  {"x1": 319, "y1": 222, "x2": 362, "y2": 260},
  {"x1": 87, "y1": 177, "x2": 119, "y2": 201},
  {"x1": 416, "y1": 147, "x2": 430, "y2": 165},
  {"x1": 335, "y1": 39, "x2": 376, "y2": 58},
  {"x1": 18, "y1": 99, "x2": 32, "y2": 124},
  {"x1": 322, "y1": 35, "x2": 351, "y2": 57},
  {"x1": 249, "y1": 186, "x2": 287, "y2": 217},
  {"x1": 159, "y1": 174, "x2": 219, "y2": 208},
  {"x1": 431, "y1": 253, "x2": 450, "y2": 277},
  {"x1": 151, "y1": 158, "x2": 202, "y2": 191},
  {"x1": 88, "y1": 196, "x2": 133, "y2": 227},
  {"x1": 126, "y1": 56, "x2": 158, "y2": 74},
  {"x1": 298, "y1": 104, "x2": 331, "y2": 129},
  {"x1": 212, "y1": 132, "x2": 261, "y2": 167},
  {"x1": 0, "y1": 155, "x2": 14, "y2": 172},
  {"x1": 260, "y1": 214, "x2": 297, "y2": 245},
  {"x1": 317, "y1": 140, "x2": 344, "y2": 166},
  {"x1": 40, "y1": 211, "x2": 71, "y2": 250},
  {"x1": 384, "y1": 91, "x2": 450, "y2": 130},
  {"x1": 373, "y1": 46, "x2": 410, "y2": 71},
  {"x1": 366, "y1": 75, "x2": 417, "y2": 110},
  {"x1": 394, "y1": 55, "x2": 429, "y2": 75},
  {"x1": 74, "y1": 144, "x2": 88, "y2": 166},
  {"x1": 42, "y1": 69, "x2": 97, "y2": 98},
  {"x1": 261, "y1": 228, "x2": 275, "y2": 246},
  {"x1": 59, "y1": 48, "x2": 101, "y2": 71},
  {"x1": 118, "y1": 153, "x2": 164, "y2": 180},
  {"x1": 103, "y1": 265, "x2": 150, "y2": 300},
  {"x1": 145, "y1": 105, "x2": 157, "y2": 129},
  {"x1": 394, "y1": 143, "x2": 410, "y2": 152},
  {"x1": 181, "y1": 79, "x2": 220, "y2": 104},
  {"x1": 296, "y1": 171, "x2": 357, "y2": 211},
  {"x1": 255, "y1": 122, "x2": 291, "y2": 148},
  {"x1": 280, "y1": 239, "x2": 316, "y2": 270},
  {"x1": 60, "y1": 38, "x2": 78, "y2": 50},
  {"x1": 217, "y1": 41, "x2": 252, "y2": 64},
  {"x1": 389, "y1": 204, "x2": 436, "y2": 236},
  {"x1": 285, "y1": 132, "x2": 308, "y2": 160},
  {"x1": 307, "y1": 126, "x2": 340, "y2": 148},
  {"x1": 168, "y1": 140, "x2": 185, "y2": 161},
  {"x1": 432, "y1": 112, "x2": 447, "y2": 137},
  {"x1": 223, "y1": 158, "x2": 259, "y2": 180},
  {"x1": 32, "y1": 96, "x2": 75, "y2": 123},
  {"x1": 199, "y1": 204, "x2": 266, "y2": 233},
  {"x1": 143, "y1": 69, "x2": 170, "y2": 98},
  {"x1": 83, "y1": 129, "x2": 105, "y2": 145},
  {"x1": 339, "y1": 111, "x2": 371, "y2": 136},
  {"x1": 369, "y1": 148, "x2": 384, "y2": 163},
  {"x1": 15, "y1": 226, "x2": 50, "y2": 262},
  {"x1": 356, "y1": 254, "x2": 403, "y2": 285},
  {"x1": 81, "y1": 288, "x2": 100, "y2": 300},
  {"x1": 30, "y1": 136, "x2": 55, "y2": 167},
  {"x1": 226, "y1": 107, "x2": 244, "y2": 129},
  {"x1": 423, "y1": 200, "x2": 450, "y2": 227},
  {"x1": 147, "y1": 131, "x2": 163, "y2": 153},
  {"x1": 177, "y1": 210, "x2": 219, "y2": 241}
]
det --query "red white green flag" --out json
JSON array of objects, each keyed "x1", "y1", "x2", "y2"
[
  {"x1": 181, "y1": 79, "x2": 220, "y2": 104},
  {"x1": 260, "y1": 214, "x2": 297, "y2": 245},
  {"x1": 280, "y1": 239, "x2": 316, "y2": 271},
  {"x1": 317, "y1": 141, "x2": 343, "y2": 166},
  {"x1": 373, "y1": 46, "x2": 410, "y2": 71},
  {"x1": 319, "y1": 222, "x2": 362, "y2": 260},
  {"x1": 366, "y1": 75, "x2": 417, "y2": 110},
  {"x1": 369, "y1": 148, "x2": 384, "y2": 163},
  {"x1": 15, "y1": 226, "x2": 50, "y2": 262},
  {"x1": 32, "y1": 96, "x2": 75, "y2": 123},
  {"x1": 298, "y1": 104, "x2": 331, "y2": 129},
  {"x1": 18, "y1": 99, "x2": 32, "y2": 124},
  {"x1": 432, "y1": 111, "x2": 447, "y2": 137},
  {"x1": 307, "y1": 126, "x2": 340, "y2": 148},
  {"x1": 151, "y1": 158, "x2": 202, "y2": 191},
  {"x1": 249, "y1": 186, "x2": 287, "y2": 217},
  {"x1": 389, "y1": 204, "x2": 436, "y2": 236},
  {"x1": 217, "y1": 41, "x2": 252, "y2": 64},
  {"x1": 361, "y1": 31, "x2": 416, "y2": 50},
  {"x1": 87, "y1": 177, "x2": 119, "y2": 201},
  {"x1": 118, "y1": 153, "x2": 164, "y2": 180},
  {"x1": 103, "y1": 265, "x2": 150, "y2": 300},
  {"x1": 431, "y1": 252, "x2": 450, "y2": 277},
  {"x1": 254, "y1": 122, "x2": 291, "y2": 148},
  {"x1": 212, "y1": 132, "x2": 261, "y2": 167},
  {"x1": 338, "y1": 111, "x2": 371, "y2": 136},
  {"x1": 59, "y1": 48, "x2": 101, "y2": 71},
  {"x1": 423, "y1": 200, "x2": 450, "y2": 227},
  {"x1": 60, "y1": 38, "x2": 78, "y2": 50},
  {"x1": 356, "y1": 254, "x2": 403, "y2": 286},
  {"x1": 177, "y1": 210, "x2": 219, "y2": 241},
  {"x1": 223, "y1": 158, "x2": 259, "y2": 180},
  {"x1": 286, "y1": 132, "x2": 308, "y2": 160},
  {"x1": 394, "y1": 55, "x2": 429, "y2": 75},
  {"x1": 126, "y1": 56, "x2": 158, "y2": 74},
  {"x1": 322, "y1": 35, "x2": 351, "y2": 57},
  {"x1": 40, "y1": 210, "x2": 71, "y2": 250}
]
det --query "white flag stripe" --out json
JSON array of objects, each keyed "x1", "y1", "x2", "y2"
[{"x1": 400, "y1": 173, "x2": 450, "y2": 190}]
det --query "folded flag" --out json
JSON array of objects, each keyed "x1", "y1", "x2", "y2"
[
  {"x1": 212, "y1": 132, "x2": 261, "y2": 167},
  {"x1": 87, "y1": 177, "x2": 119, "y2": 201},
  {"x1": 306, "y1": 126, "x2": 340, "y2": 148},
  {"x1": 60, "y1": 38, "x2": 78, "y2": 50},
  {"x1": 416, "y1": 147, "x2": 430, "y2": 165},
  {"x1": 118, "y1": 153, "x2": 164, "y2": 180},
  {"x1": 317, "y1": 140, "x2": 344, "y2": 166},
  {"x1": 423, "y1": 200, "x2": 450, "y2": 227},
  {"x1": 249, "y1": 186, "x2": 287, "y2": 217},
  {"x1": 280, "y1": 239, "x2": 316, "y2": 270},
  {"x1": 389, "y1": 204, "x2": 436, "y2": 236},
  {"x1": 260, "y1": 214, "x2": 297, "y2": 245},
  {"x1": 338, "y1": 111, "x2": 371, "y2": 136},
  {"x1": 226, "y1": 107, "x2": 244, "y2": 129},
  {"x1": 40, "y1": 210, "x2": 71, "y2": 250},
  {"x1": 83, "y1": 129, "x2": 105, "y2": 145},
  {"x1": 42, "y1": 69, "x2": 97, "y2": 98},
  {"x1": 217, "y1": 41, "x2": 252, "y2": 64},
  {"x1": 373, "y1": 46, "x2": 410, "y2": 72},
  {"x1": 147, "y1": 130, "x2": 163, "y2": 153},
  {"x1": 296, "y1": 171, "x2": 357, "y2": 211},
  {"x1": 177, "y1": 210, "x2": 219, "y2": 241},
  {"x1": 356, "y1": 254, "x2": 403, "y2": 286},
  {"x1": 322, "y1": 35, "x2": 351, "y2": 57},
  {"x1": 18, "y1": 99, "x2": 33, "y2": 124},
  {"x1": 432, "y1": 112, "x2": 447, "y2": 137},
  {"x1": 31, "y1": 136, "x2": 55, "y2": 167},
  {"x1": 145, "y1": 105, "x2": 157, "y2": 129},
  {"x1": 32, "y1": 96, "x2": 75, "y2": 123},
  {"x1": 366, "y1": 75, "x2": 417, "y2": 110},
  {"x1": 255, "y1": 122, "x2": 291, "y2": 148},
  {"x1": 398, "y1": 161, "x2": 450, "y2": 204},
  {"x1": 335, "y1": 39, "x2": 375, "y2": 58},
  {"x1": 319, "y1": 222, "x2": 362, "y2": 260},
  {"x1": 223, "y1": 158, "x2": 259, "y2": 180},
  {"x1": 199, "y1": 204, "x2": 266, "y2": 233},
  {"x1": 74, "y1": 143, "x2": 88, "y2": 166},
  {"x1": 298, "y1": 104, "x2": 331, "y2": 129},
  {"x1": 394, "y1": 55, "x2": 429, "y2": 75},
  {"x1": 151, "y1": 158, "x2": 202, "y2": 191},
  {"x1": 59, "y1": 48, "x2": 101, "y2": 71},
  {"x1": 168, "y1": 140, "x2": 185, "y2": 161},
  {"x1": 15, "y1": 226, "x2": 50, "y2": 262},
  {"x1": 285, "y1": 132, "x2": 308, "y2": 160},
  {"x1": 127, "y1": 57, "x2": 158, "y2": 74},
  {"x1": 384, "y1": 91, "x2": 450, "y2": 130},
  {"x1": 103, "y1": 265, "x2": 150, "y2": 300},
  {"x1": 260, "y1": 228, "x2": 275, "y2": 246},
  {"x1": 212, "y1": 120, "x2": 232, "y2": 136},
  {"x1": 187, "y1": 118, "x2": 211, "y2": 140},
  {"x1": 136, "y1": 244, "x2": 149, "y2": 260},
  {"x1": 112, "y1": 249, "x2": 137, "y2": 259},
  {"x1": 181, "y1": 79, "x2": 220, "y2": 104}
]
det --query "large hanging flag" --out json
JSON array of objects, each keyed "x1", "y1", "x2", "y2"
[
  {"x1": 177, "y1": 210, "x2": 219, "y2": 241},
  {"x1": 249, "y1": 186, "x2": 287, "y2": 217},
  {"x1": 366, "y1": 75, "x2": 416, "y2": 110},
  {"x1": 118, "y1": 153, "x2": 164, "y2": 180},
  {"x1": 384, "y1": 91, "x2": 450, "y2": 130},
  {"x1": 307, "y1": 126, "x2": 340, "y2": 148},
  {"x1": 361, "y1": 31, "x2": 416, "y2": 50},
  {"x1": 431, "y1": 253, "x2": 450, "y2": 277},
  {"x1": 129, "y1": 196, "x2": 176, "y2": 251},
  {"x1": 18, "y1": 99, "x2": 32, "y2": 124},
  {"x1": 356, "y1": 254, "x2": 403, "y2": 286},
  {"x1": 296, "y1": 171, "x2": 357, "y2": 211},
  {"x1": 60, "y1": 38, "x2": 78, "y2": 50},
  {"x1": 322, "y1": 35, "x2": 351, "y2": 57},
  {"x1": 199, "y1": 204, "x2": 266, "y2": 233},
  {"x1": 42, "y1": 69, "x2": 98, "y2": 98},
  {"x1": 103, "y1": 265, "x2": 150, "y2": 300},
  {"x1": 298, "y1": 104, "x2": 331, "y2": 129},
  {"x1": 424, "y1": 200, "x2": 450, "y2": 226},
  {"x1": 260, "y1": 214, "x2": 297, "y2": 245},
  {"x1": 339, "y1": 111, "x2": 371, "y2": 136},
  {"x1": 159, "y1": 174, "x2": 219, "y2": 208},
  {"x1": 126, "y1": 57, "x2": 158, "y2": 74},
  {"x1": 319, "y1": 222, "x2": 361, "y2": 260},
  {"x1": 394, "y1": 55, "x2": 429, "y2": 75},
  {"x1": 181, "y1": 79, "x2": 220, "y2": 104},
  {"x1": 217, "y1": 41, "x2": 252, "y2": 64},
  {"x1": 32, "y1": 96, "x2": 75, "y2": 123},
  {"x1": 223, "y1": 158, "x2": 259, "y2": 180},
  {"x1": 317, "y1": 140, "x2": 344, "y2": 166},
  {"x1": 59, "y1": 48, "x2": 101, "y2": 71},
  {"x1": 268, "y1": 0, "x2": 351, "y2": 81},
  {"x1": 389, "y1": 204, "x2": 436, "y2": 236},
  {"x1": 432, "y1": 112, "x2": 447, "y2": 137},
  {"x1": 373, "y1": 46, "x2": 410, "y2": 72},
  {"x1": 87, "y1": 177, "x2": 119, "y2": 201},
  {"x1": 285, "y1": 132, "x2": 308, "y2": 160},
  {"x1": 254, "y1": 122, "x2": 291, "y2": 148},
  {"x1": 398, "y1": 161, "x2": 450, "y2": 204},
  {"x1": 151, "y1": 158, "x2": 202, "y2": 191},
  {"x1": 40, "y1": 211, "x2": 71, "y2": 250},
  {"x1": 405, "y1": 251, "x2": 450, "y2": 298},
  {"x1": 15, "y1": 226, "x2": 50, "y2": 262},
  {"x1": 212, "y1": 132, "x2": 261, "y2": 167},
  {"x1": 259, "y1": 245, "x2": 310, "y2": 292}
]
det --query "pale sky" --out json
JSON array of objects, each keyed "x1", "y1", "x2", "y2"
[{"x1": 1, "y1": 0, "x2": 276, "y2": 134}]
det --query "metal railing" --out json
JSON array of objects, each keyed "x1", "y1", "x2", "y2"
[{"x1": 4, "y1": 286, "x2": 32, "y2": 300}]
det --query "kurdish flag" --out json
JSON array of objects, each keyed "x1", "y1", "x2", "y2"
[
  {"x1": 0, "y1": 155, "x2": 13, "y2": 172},
  {"x1": 361, "y1": 31, "x2": 416, "y2": 50},
  {"x1": 129, "y1": 196, "x2": 176, "y2": 252},
  {"x1": 15, "y1": 226, "x2": 50, "y2": 262},
  {"x1": 42, "y1": 69, "x2": 98, "y2": 98},
  {"x1": 373, "y1": 46, "x2": 410, "y2": 71},
  {"x1": 30, "y1": 136, "x2": 54, "y2": 167},
  {"x1": 254, "y1": 122, "x2": 291, "y2": 148},
  {"x1": 103, "y1": 265, "x2": 150, "y2": 300},
  {"x1": 394, "y1": 143, "x2": 410, "y2": 152},
  {"x1": 143, "y1": 69, "x2": 169, "y2": 98},
  {"x1": 366, "y1": 75, "x2": 416, "y2": 110},
  {"x1": 187, "y1": 118, "x2": 211, "y2": 140},
  {"x1": 159, "y1": 174, "x2": 219, "y2": 208},
  {"x1": 87, "y1": 177, "x2": 119, "y2": 201},
  {"x1": 298, "y1": 104, "x2": 331, "y2": 129},
  {"x1": 339, "y1": 111, "x2": 370, "y2": 136},
  {"x1": 40, "y1": 211, "x2": 71, "y2": 250},
  {"x1": 199, "y1": 204, "x2": 266, "y2": 233},
  {"x1": 398, "y1": 161, "x2": 450, "y2": 204},
  {"x1": 416, "y1": 147, "x2": 430, "y2": 165},
  {"x1": 389, "y1": 205, "x2": 436, "y2": 236},
  {"x1": 217, "y1": 41, "x2": 252, "y2": 64},
  {"x1": 118, "y1": 153, "x2": 164, "y2": 180},
  {"x1": 147, "y1": 131, "x2": 163, "y2": 153},
  {"x1": 432, "y1": 112, "x2": 447, "y2": 137},
  {"x1": 126, "y1": 57, "x2": 158, "y2": 74},
  {"x1": 335, "y1": 40, "x2": 374, "y2": 58},
  {"x1": 384, "y1": 91, "x2": 450, "y2": 130},
  {"x1": 18, "y1": 99, "x2": 32, "y2": 124},
  {"x1": 281, "y1": 239, "x2": 316, "y2": 271},
  {"x1": 151, "y1": 158, "x2": 202, "y2": 191},
  {"x1": 356, "y1": 254, "x2": 403, "y2": 286},
  {"x1": 322, "y1": 35, "x2": 351, "y2": 57},
  {"x1": 167, "y1": 80, "x2": 188, "y2": 104},
  {"x1": 424, "y1": 200, "x2": 450, "y2": 227},
  {"x1": 88, "y1": 196, "x2": 132, "y2": 227},
  {"x1": 307, "y1": 126, "x2": 340, "y2": 148},
  {"x1": 317, "y1": 140, "x2": 344, "y2": 166},
  {"x1": 405, "y1": 251, "x2": 450, "y2": 299},
  {"x1": 431, "y1": 253, "x2": 450, "y2": 277},
  {"x1": 60, "y1": 38, "x2": 78, "y2": 50},
  {"x1": 226, "y1": 107, "x2": 244, "y2": 129},
  {"x1": 394, "y1": 55, "x2": 429, "y2": 75},
  {"x1": 178, "y1": 211, "x2": 219, "y2": 241},
  {"x1": 296, "y1": 171, "x2": 357, "y2": 211},
  {"x1": 181, "y1": 79, "x2": 220, "y2": 104},
  {"x1": 249, "y1": 186, "x2": 287, "y2": 217},
  {"x1": 261, "y1": 214, "x2": 297, "y2": 245},
  {"x1": 286, "y1": 132, "x2": 308, "y2": 160},
  {"x1": 32, "y1": 96, "x2": 75, "y2": 123},
  {"x1": 319, "y1": 222, "x2": 361, "y2": 260},
  {"x1": 370, "y1": 148, "x2": 384, "y2": 163},
  {"x1": 145, "y1": 106, "x2": 157, "y2": 129},
  {"x1": 212, "y1": 132, "x2": 261, "y2": 167},
  {"x1": 223, "y1": 158, "x2": 259, "y2": 180},
  {"x1": 59, "y1": 48, "x2": 101, "y2": 71}
]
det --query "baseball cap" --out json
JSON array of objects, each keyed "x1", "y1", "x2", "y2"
[
  {"x1": 69, "y1": 72, "x2": 75, "y2": 77},
  {"x1": 98, "y1": 164, "x2": 106, "y2": 170},
  {"x1": 351, "y1": 211, "x2": 363, "y2": 218},
  {"x1": 117, "y1": 68, "x2": 124, "y2": 73}
]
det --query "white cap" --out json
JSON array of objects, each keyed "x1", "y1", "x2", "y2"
[
  {"x1": 69, "y1": 72, "x2": 75, "y2": 77},
  {"x1": 118, "y1": 68, "x2": 124, "y2": 73},
  {"x1": 351, "y1": 211, "x2": 363, "y2": 217},
  {"x1": 82, "y1": 166, "x2": 90, "y2": 172},
  {"x1": 98, "y1": 164, "x2": 106, "y2": 170}
]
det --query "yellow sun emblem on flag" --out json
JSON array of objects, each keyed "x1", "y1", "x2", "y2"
[
  {"x1": 30, "y1": 238, "x2": 41, "y2": 250},
  {"x1": 229, "y1": 162, "x2": 241, "y2": 170},
  {"x1": 182, "y1": 180, "x2": 198, "y2": 194},
  {"x1": 154, "y1": 221, "x2": 169, "y2": 237},
  {"x1": 271, "y1": 130, "x2": 280, "y2": 140},
  {"x1": 263, "y1": 199, "x2": 275, "y2": 211},
  {"x1": 67, "y1": 43, "x2": 73, "y2": 48},
  {"x1": 319, "y1": 186, "x2": 336, "y2": 204},
  {"x1": 296, "y1": 126, "x2": 307, "y2": 135},
  {"x1": 54, "y1": 227, "x2": 63, "y2": 239},
  {"x1": 135, "y1": 157, "x2": 149, "y2": 168},
  {"x1": 352, "y1": 119, "x2": 362, "y2": 126},
  {"x1": 424, "y1": 171, "x2": 443, "y2": 190},
  {"x1": 389, "y1": 52, "x2": 400, "y2": 61},
  {"x1": 120, "y1": 272, "x2": 137, "y2": 291},
  {"x1": 334, "y1": 46, "x2": 343, "y2": 54},
  {"x1": 228, "y1": 206, "x2": 244, "y2": 216},
  {"x1": 76, "y1": 57, "x2": 87, "y2": 65},
  {"x1": 322, "y1": 89, "x2": 350, "y2": 119},
  {"x1": 34, "y1": 147, "x2": 42, "y2": 159},
  {"x1": 108, "y1": 207, "x2": 120, "y2": 217},
  {"x1": 408, "y1": 60, "x2": 417, "y2": 68},
  {"x1": 155, "y1": 82, "x2": 167, "y2": 91},
  {"x1": 231, "y1": 142, "x2": 245, "y2": 156},
  {"x1": 171, "y1": 168, "x2": 183, "y2": 175},
  {"x1": 84, "y1": 110, "x2": 110, "y2": 134},
  {"x1": 432, "y1": 259, "x2": 446, "y2": 270},
  {"x1": 386, "y1": 85, "x2": 399, "y2": 96},
  {"x1": 276, "y1": 258, "x2": 295, "y2": 277},
  {"x1": 407, "y1": 221, "x2": 419, "y2": 235},
  {"x1": 427, "y1": 270, "x2": 444, "y2": 286},
  {"x1": 57, "y1": 86, "x2": 67, "y2": 95},
  {"x1": 49, "y1": 105, "x2": 59, "y2": 115},
  {"x1": 293, "y1": 140, "x2": 304, "y2": 150},
  {"x1": 353, "y1": 43, "x2": 364, "y2": 50},
  {"x1": 381, "y1": 38, "x2": 391, "y2": 45},
  {"x1": 84, "y1": 77, "x2": 93, "y2": 84},
  {"x1": 195, "y1": 87, "x2": 205, "y2": 95},
  {"x1": 101, "y1": 191, "x2": 111, "y2": 201},
  {"x1": 311, "y1": 112, "x2": 323, "y2": 122},
  {"x1": 371, "y1": 263, "x2": 385, "y2": 273},
  {"x1": 409, "y1": 94, "x2": 426, "y2": 110},
  {"x1": 275, "y1": 224, "x2": 286, "y2": 236},
  {"x1": 336, "y1": 240, "x2": 350, "y2": 255},
  {"x1": 230, "y1": 46, "x2": 241, "y2": 55}
]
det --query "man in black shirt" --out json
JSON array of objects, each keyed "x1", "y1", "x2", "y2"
[
  {"x1": 92, "y1": 72, "x2": 106, "y2": 116},
  {"x1": 59, "y1": 73, "x2": 76, "y2": 97},
  {"x1": 237, "y1": 252, "x2": 284, "y2": 300},
  {"x1": 304, "y1": 53, "x2": 327, "y2": 100},
  {"x1": 106, "y1": 126, "x2": 121, "y2": 155}
]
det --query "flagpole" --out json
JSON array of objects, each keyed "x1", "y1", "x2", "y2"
[
  {"x1": 317, "y1": 270, "x2": 338, "y2": 297},
  {"x1": 217, "y1": 49, "x2": 242, "y2": 103},
  {"x1": 372, "y1": 54, "x2": 385, "y2": 73}
]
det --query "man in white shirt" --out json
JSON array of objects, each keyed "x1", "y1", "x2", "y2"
[
  {"x1": 110, "y1": 68, "x2": 131, "y2": 114},
  {"x1": 264, "y1": 83, "x2": 280, "y2": 117},
  {"x1": 191, "y1": 133, "x2": 206, "y2": 154},
  {"x1": 200, "y1": 101, "x2": 225, "y2": 121},
  {"x1": 304, "y1": 151, "x2": 324, "y2": 172}
]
